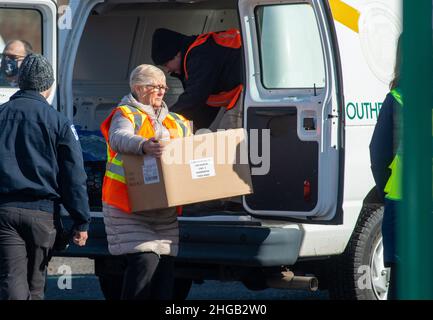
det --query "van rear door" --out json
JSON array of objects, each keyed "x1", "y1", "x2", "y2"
[
  {"x1": 239, "y1": 0, "x2": 344, "y2": 222},
  {"x1": 0, "y1": 0, "x2": 57, "y2": 106}
]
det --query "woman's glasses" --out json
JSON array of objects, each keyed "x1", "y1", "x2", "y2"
[{"x1": 145, "y1": 84, "x2": 169, "y2": 92}]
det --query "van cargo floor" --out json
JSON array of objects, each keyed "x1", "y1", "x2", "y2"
[{"x1": 181, "y1": 201, "x2": 248, "y2": 217}]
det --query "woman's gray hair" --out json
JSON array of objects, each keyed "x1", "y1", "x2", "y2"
[{"x1": 129, "y1": 64, "x2": 166, "y2": 93}]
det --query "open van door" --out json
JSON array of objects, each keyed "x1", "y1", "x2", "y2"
[
  {"x1": 0, "y1": 0, "x2": 57, "y2": 106},
  {"x1": 239, "y1": 0, "x2": 344, "y2": 222}
]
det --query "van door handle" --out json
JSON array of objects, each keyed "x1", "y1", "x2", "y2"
[{"x1": 303, "y1": 117, "x2": 316, "y2": 131}]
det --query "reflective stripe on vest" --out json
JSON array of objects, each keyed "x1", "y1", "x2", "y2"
[
  {"x1": 105, "y1": 156, "x2": 126, "y2": 183},
  {"x1": 101, "y1": 105, "x2": 147, "y2": 162},
  {"x1": 100, "y1": 104, "x2": 149, "y2": 212},
  {"x1": 100, "y1": 105, "x2": 191, "y2": 213},
  {"x1": 390, "y1": 88, "x2": 403, "y2": 106},
  {"x1": 183, "y1": 29, "x2": 243, "y2": 111},
  {"x1": 206, "y1": 84, "x2": 243, "y2": 111},
  {"x1": 167, "y1": 112, "x2": 190, "y2": 137},
  {"x1": 384, "y1": 88, "x2": 403, "y2": 201},
  {"x1": 118, "y1": 105, "x2": 145, "y2": 135}
]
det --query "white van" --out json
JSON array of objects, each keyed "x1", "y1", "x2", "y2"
[{"x1": 0, "y1": 0, "x2": 402, "y2": 300}]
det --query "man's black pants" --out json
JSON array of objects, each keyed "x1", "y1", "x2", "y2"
[
  {"x1": 121, "y1": 252, "x2": 175, "y2": 300},
  {"x1": 0, "y1": 207, "x2": 56, "y2": 300}
]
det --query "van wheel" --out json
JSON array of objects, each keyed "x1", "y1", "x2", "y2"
[{"x1": 328, "y1": 205, "x2": 389, "y2": 300}]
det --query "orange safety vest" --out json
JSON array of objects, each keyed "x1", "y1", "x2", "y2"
[
  {"x1": 100, "y1": 104, "x2": 192, "y2": 213},
  {"x1": 183, "y1": 29, "x2": 243, "y2": 111}
]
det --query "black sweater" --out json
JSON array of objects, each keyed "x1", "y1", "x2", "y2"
[
  {"x1": 171, "y1": 35, "x2": 242, "y2": 130},
  {"x1": 0, "y1": 90, "x2": 90, "y2": 231}
]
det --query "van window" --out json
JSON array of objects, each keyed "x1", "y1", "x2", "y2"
[
  {"x1": 0, "y1": 8, "x2": 42, "y2": 88},
  {"x1": 255, "y1": 4, "x2": 326, "y2": 90}
]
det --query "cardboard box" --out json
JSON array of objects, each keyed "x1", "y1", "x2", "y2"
[{"x1": 122, "y1": 128, "x2": 253, "y2": 212}]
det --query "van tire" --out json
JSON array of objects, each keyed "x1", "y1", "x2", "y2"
[{"x1": 328, "y1": 205, "x2": 385, "y2": 300}]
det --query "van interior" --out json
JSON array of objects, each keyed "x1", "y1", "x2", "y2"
[
  {"x1": 72, "y1": 0, "x2": 329, "y2": 219},
  {"x1": 72, "y1": 0, "x2": 242, "y2": 212}
]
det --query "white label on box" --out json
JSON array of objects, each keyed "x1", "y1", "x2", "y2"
[
  {"x1": 189, "y1": 157, "x2": 216, "y2": 179},
  {"x1": 142, "y1": 157, "x2": 160, "y2": 184}
]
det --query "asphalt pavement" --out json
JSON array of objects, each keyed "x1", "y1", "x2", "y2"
[{"x1": 45, "y1": 258, "x2": 329, "y2": 300}]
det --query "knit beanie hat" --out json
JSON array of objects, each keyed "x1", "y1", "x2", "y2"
[
  {"x1": 151, "y1": 28, "x2": 188, "y2": 65},
  {"x1": 18, "y1": 53, "x2": 54, "y2": 92}
]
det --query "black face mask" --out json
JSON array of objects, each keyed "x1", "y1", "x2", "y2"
[{"x1": 0, "y1": 56, "x2": 19, "y2": 78}]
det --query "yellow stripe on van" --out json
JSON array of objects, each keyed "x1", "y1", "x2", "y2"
[{"x1": 329, "y1": 0, "x2": 360, "y2": 34}]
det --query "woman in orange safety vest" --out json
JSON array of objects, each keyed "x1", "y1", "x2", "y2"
[{"x1": 100, "y1": 64, "x2": 191, "y2": 300}]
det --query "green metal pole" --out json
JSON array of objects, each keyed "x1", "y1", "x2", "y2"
[{"x1": 399, "y1": 0, "x2": 433, "y2": 300}]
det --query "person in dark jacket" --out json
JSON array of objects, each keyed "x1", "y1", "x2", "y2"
[
  {"x1": 369, "y1": 35, "x2": 402, "y2": 300},
  {"x1": 151, "y1": 28, "x2": 243, "y2": 131},
  {"x1": 0, "y1": 54, "x2": 91, "y2": 300}
]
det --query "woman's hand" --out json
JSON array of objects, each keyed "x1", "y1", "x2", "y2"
[
  {"x1": 73, "y1": 231, "x2": 88, "y2": 247},
  {"x1": 142, "y1": 138, "x2": 164, "y2": 158}
]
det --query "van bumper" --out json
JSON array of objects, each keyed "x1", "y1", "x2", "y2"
[
  {"x1": 178, "y1": 222, "x2": 302, "y2": 266},
  {"x1": 58, "y1": 217, "x2": 302, "y2": 267}
]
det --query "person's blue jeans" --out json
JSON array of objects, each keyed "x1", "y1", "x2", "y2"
[
  {"x1": 382, "y1": 199, "x2": 399, "y2": 265},
  {"x1": 382, "y1": 198, "x2": 399, "y2": 299}
]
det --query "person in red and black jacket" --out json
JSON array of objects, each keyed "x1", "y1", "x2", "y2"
[{"x1": 151, "y1": 28, "x2": 243, "y2": 131}]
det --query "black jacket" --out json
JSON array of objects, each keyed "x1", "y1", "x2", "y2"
[
  {"x1": 171, "y1": 35, "x2": 242, "y2": 130},
  {"x1": 0, "y1": 90, "x2": 90, "y2": 231},
  {"x1": 369, "y1": 93, "x2": 400, "y2": 201}
]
